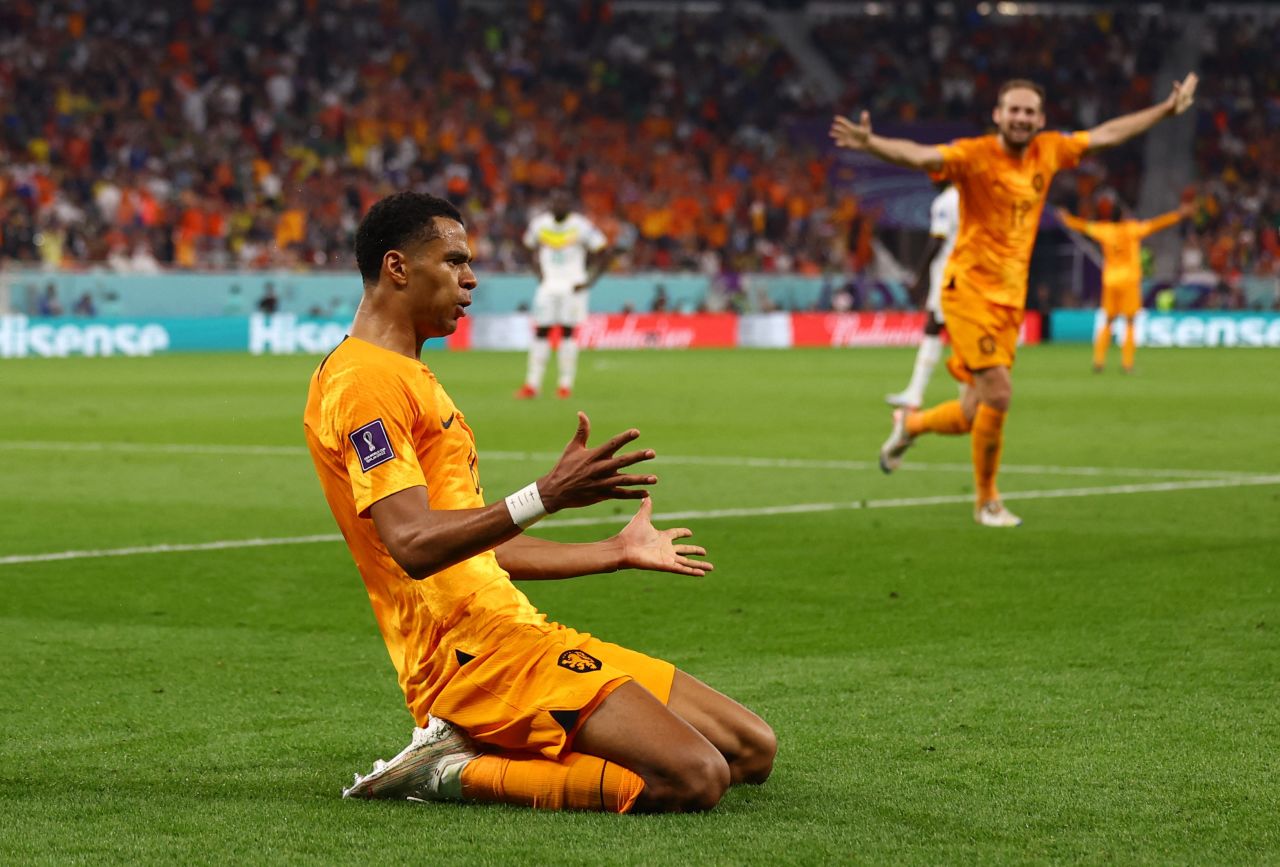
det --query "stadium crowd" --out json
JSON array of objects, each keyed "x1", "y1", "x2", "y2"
[
  {"x1": 1186, "y1": 15, "x2": 1280, "y2": 291},
  {"x1": 0, "y1": 1, "x2": 1274, "y2": 296}
]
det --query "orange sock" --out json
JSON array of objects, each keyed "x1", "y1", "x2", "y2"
[
  {"x1": 905, "y1": 399, "x2": 972, "y2": 437},
  {"x1": 460, "y1": 751, "x2": 645, "y2": 813},
  {"x1": 1093, "y1": 321, "x2": 1112, "y2": 368},
  {"x1": 1121, "y1": 320, "x2": 1136, "y2": 370},
  {"x1": 971, "y1": 403, "x2": 1007, "y2": 505}
]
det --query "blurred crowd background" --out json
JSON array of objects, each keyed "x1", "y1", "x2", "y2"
[{"x1": 0, "y1": 0, "x2": 1276, "y2": 311}]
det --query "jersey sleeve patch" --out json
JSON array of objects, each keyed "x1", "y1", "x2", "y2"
[{"x1": 349, "y1": 418, "x2": 396, "y2": 472}]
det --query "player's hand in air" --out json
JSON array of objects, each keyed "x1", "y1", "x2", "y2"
[
  {"x1": 1167, "y1": 72, "x2": 1198, "y2": 116},
  {"x1": 614, "y1": 497, "x2": 714, "y2": 578},
  {"x1": 830, "y1": 111, "x2": 873, "y2": 151},
  {"x1": 538, "y1": 412, "x2": 657, "y2": 512}
]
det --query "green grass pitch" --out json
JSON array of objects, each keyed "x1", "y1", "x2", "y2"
[{"x1": 1, "y1": 344, "x2": 1277, "y2": 865}]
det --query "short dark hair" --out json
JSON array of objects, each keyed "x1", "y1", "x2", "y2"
[
  {"x1": 355, "y1": 192, "x2": 464, "y2": 284},
  {"x1": 997, "y1": 79, "x2": 1046, "y2": 110}
]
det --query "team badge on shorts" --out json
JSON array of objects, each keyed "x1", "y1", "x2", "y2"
[
  {"x1": 350, "y1": 419, "x2": 395, "y2": 472},
  {"x1": 979, "y1": 336, "x2": 997, "y2": 355},
  {"x1": 557, "y1": 649, "x2": 602, "y2": 673}
]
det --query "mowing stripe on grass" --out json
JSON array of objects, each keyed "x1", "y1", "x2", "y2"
[
  {"x1": 4, "y1": 474, "x2": 1278, "y2": 567},
  {"x1": 0, "y1": 440, "x2": 1259, "y2": 479}
]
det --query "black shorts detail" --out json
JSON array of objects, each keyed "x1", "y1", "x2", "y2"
[{"x1": 550, "y1": 708, "x2": 581, "y2": 734}]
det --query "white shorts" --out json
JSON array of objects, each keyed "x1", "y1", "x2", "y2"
[{"x1": 533, "y1": 285, "x2": 589, "y2": 328}]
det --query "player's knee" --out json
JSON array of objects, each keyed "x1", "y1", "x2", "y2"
[
  {"x1": 647, "y1": 750, "x2": 731, "y2": 812},
  {"x1": 733, "y1": 717, "x2": 777, "y2": 785}
]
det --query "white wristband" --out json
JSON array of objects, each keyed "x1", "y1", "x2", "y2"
[{"x1": 505, "y1": 482, "x2": 547, "y2": 529}]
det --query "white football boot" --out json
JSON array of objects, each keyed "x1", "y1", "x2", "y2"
[
  {"x1": 878, "y1": 407, "x2": 916, "y2": 474},
  {"x1": 343, "y1": 716, "x2": 481, "y2": 801},
  {"x1": 974, "y1": 500, "x2": 1022, "y2": 528}
]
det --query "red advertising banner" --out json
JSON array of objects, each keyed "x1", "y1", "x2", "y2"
[
  {"x1": 791, "y1": 311, "x2": 1041, "y2": 347},
  {"x1": 575, "y1": 313, "x2": 738, "y2": 349}
]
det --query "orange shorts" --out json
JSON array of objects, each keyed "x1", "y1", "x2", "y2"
[
  {"x1": 1101, "y1": 282, "x2": 1141, "y2": 318},
  {"x1": 941, "y1": 286, "x2": 1023, "y2": 385},
  {"x1": 429, "y1": 621, "x2": 675, "y2": 761}
]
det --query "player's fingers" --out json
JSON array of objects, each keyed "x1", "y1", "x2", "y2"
[
  {"x1": 672, "y1": 544, "x2": 708, "y2": 558},
  {"x1": 675, "y1": 557, "x2": 712, "y2": 576},
  {"x1": 664, "y1": 526, "x2": 694, "y2": 541},
  {"x1": 594, "y1": 429, "x2": 645, "y2": 458},
  {"x1": 608, "y1": 472, "x2": 658, "y2": 488},
  {"x1": 571, "y1": 411, "x2": 591, "y2": 447},
  {"x1": 859, "y1": 110, "x2": 870, "y2": 128},
  {"x1": 608, "y1": 447, "x2": 656, "y2": 470},
  {"x1": 607, "y1": 487, "x2": 652, "y2": 500}
]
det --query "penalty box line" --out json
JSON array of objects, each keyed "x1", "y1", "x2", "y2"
[
  {"x1": 3, "y1": 474, "x2": 1278, "y2": 567},
  {"x1": 0, "y1": 440, "x2": 1262, "y2": 481}
]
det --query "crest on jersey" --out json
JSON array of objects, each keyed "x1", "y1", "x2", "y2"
[
  {"x1": 1032, "y1": 173, "x2": 1045, "y2": 193},
  {"x1": 557, "y1": 649, "x2": 602, "y2": 673},
  {"x1": 350, "y1": 418, "x2": 395, "y2": 472}
]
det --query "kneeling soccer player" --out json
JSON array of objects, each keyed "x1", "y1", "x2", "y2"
[{"x1": 303, "y1": 192, "x2": 775, "y2": 813}]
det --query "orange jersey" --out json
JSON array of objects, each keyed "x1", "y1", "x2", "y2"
[
  {"x1": 937, "y1": 131, "x2": 1090, "y2": 309},
  {"x1": 1063, "y1": 210, "x2": 1182, "y2": 291},
  {"x1": 303, "y1": 337, "x2": 552, "y2": 724}
]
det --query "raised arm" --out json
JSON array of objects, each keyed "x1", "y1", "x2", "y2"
[
  {"x1": 1086, "y1": 72, "x2": 1198, "y2": 152},
  {"x1": 1055, "y1": 208, "x2": 1091, "y2": 234},
  {"x1": 494, "y1": 497, "x2": 713, "y2": 580},
  {"x1": 1138, "y1": 204, "x2": 1191, "y2": 238},
  {"x1": 370, "y1": 413, "x2": 657, "y2": 580},
  {"x1": 830, "y1": 111, "x2": 945, "y2": 173}
]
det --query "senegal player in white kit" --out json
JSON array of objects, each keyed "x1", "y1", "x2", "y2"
[
  {"x1": 517, "y1": 191, "x2": 611, "y2": 399},
  {"x1": 886, "y1": 182, "x2": 959, "y2": 410}
]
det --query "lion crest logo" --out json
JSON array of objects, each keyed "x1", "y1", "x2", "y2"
[{"x1": 557, "y1": 649, "x2": 603, "y2": 673}]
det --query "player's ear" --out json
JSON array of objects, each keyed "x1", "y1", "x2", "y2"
[{"x1": 383, "y1": 249, "x2": 408, "y2": 286}]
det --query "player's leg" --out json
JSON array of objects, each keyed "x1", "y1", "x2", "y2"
[
  {"x1": 1093, "y1": 309, "x2": 1113, "y2": 372},
  {"x1": 887, "y1": 313, "x2": 945, "y2": 409},
  {"x1": 664, "y1": 670, "x2": 776, "y2": 785},
  {"x1": 1120, "y1": 295, "x2": 1139, "y2": 371},
  {"x1": 556, "y1": 323, "x2": 578, "y2": 398},
  {"x1": 518, "y1": 289, "x2": 557, "y2": 397},
  {"x1": 970, "y1": 363, "x2": 1019, "y2": 526},
  {"x1": 1121, "y1": 315, "x2": 1137, "y2": 371},
  {"x1": 555, "y1": 291, "x2": 589, "y2": 398},
  {"x1": 572, "y1": 680, "x2": 733, "y2": 812}
]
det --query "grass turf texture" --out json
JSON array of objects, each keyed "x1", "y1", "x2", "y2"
[{"x1": 1, "y1": 345, "x2": 1277, "y2": 865}]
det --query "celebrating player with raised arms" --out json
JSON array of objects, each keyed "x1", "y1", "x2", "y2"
[
  {"x1": 1057, "y1": 203, "x2": 1192, "y2": 373},
  {"x1": 832, "y1": 73, "x2": 1198, "y2": 527}
]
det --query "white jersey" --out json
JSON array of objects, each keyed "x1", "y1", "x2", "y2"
[
  {"x1": 926, "y1": 186, "x2": 960, "y2": 314},
  {"x1": 523, "y1": 211, "x2": 608, "y2": 292}
]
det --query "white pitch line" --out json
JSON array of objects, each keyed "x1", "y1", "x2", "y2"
[
  {"x1": 3, "y1": 474, "x2": 1278, "y2": 567},
  {"x1": 0, "y1": 440, "x2": 1259, "y2": 480}
]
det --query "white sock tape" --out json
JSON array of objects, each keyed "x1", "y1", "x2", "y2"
[{"x1": 505, "y1": 482, "x2": 547, "y2": 529}]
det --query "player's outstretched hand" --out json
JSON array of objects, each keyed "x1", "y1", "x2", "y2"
[
  {"x1": 538, "y1": 412, "x2": 657, "y2": 513},
  {"x1": 1168, "y1": 72, "x2": 1198, "y2": 115},
  {"x1": 615, "y1": 497, "x2": 714, "y2": 578},
  {"x1": 830, "y1": 111, "x2": 872, "y2": 151}
]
